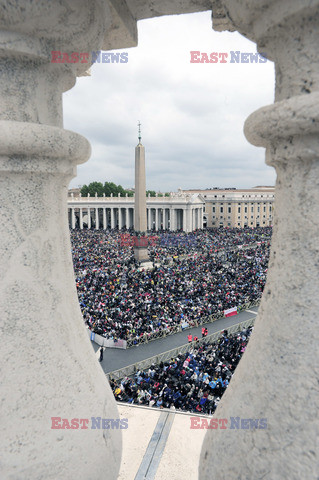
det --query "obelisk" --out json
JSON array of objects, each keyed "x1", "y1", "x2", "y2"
[{"x1": 134, "y1": 122, "x2": 149, "y2": 263}]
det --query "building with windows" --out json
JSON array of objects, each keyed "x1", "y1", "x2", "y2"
[{"x1": 181, "y1": 186, "x2": 274, "y2": 228}]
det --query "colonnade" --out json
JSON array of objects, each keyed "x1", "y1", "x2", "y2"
[{"x1": 68, "y1": 202, "x2": 204, "y2": 231}]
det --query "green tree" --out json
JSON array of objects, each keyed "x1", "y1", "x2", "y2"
[
  {"x1": 104, "y1": 181, "x2": 119, "y2": 196},
  {"x1": 117, "y1": 184, "x2": 126, "y2": 196},
  {"x1": 88, "y1": 181, "x2": 104, "y2": 197},
  {"x1": 80, "y1": 184, "x2": 89, "y2": 197},
  {"x1": 81, "y1": 181, "x2": 136, "y2": 197}
]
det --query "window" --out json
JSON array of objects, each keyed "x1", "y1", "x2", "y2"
[
  {"x1": 258, "y1": 206, "x2": 260, "y2": 213},
  {"x1": 228, "y1": 206, "x2": 231, "y2": 214},
  {"x1": 270, "y1": 205, "x2": 272, "y2": 212},
  {"x1": 251, "y1": 206, "x2": 254, "y2": 212},
  {"x1": 238, "y1": 206, "x2": 241, "y2": 213},
  {"x1": 220, "y1": 207, "x2": 224, "y2": 213},
  {"x1": 237, "y1": 223, "x2": 240, "y2": 227},
  {"x1": 251, "y1": 215, "x2": 254, "y2": 219},
  {"x1": 244, "y1": 207, "x2": 247, "y2": 213},
  {"x1": 212, "y1": 206, "x2": 215, "y2": 213},
  {"x1": 263, "y1": 206, "x2": 266, "y2": 212}
]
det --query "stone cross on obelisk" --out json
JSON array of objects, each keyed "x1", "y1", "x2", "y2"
[{"x1": 134, "y1": 122, "x2": 149, "y2": 263}]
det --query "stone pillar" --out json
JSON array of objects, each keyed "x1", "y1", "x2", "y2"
[
  {"x1": 155, "y1": 208, "x2": 159, "y2": 231},
  {"x1": 200, "y1": 2, "x2": 319, "y2": 479},
  {"x1": 0, "y1": 2, "x2": 121, "y2": 478},
  {"x1": 87, "y1": 207, "x2": 91, "y2": 229},
  {"x1": 79, "y1": 207, "x2": 83, "y2": 230},
  {"x1": 118, "y1": 207, "x2": 122, "y2": 229},
  {"x1": 95, "y1": 207, "x2": 99, "y2": 230},
  {"x1": 103, "y1": 207, "x2": 106, "y2": 230},
  {"x1": 170, "y1": 208, "x2": 176, "y2": 231},
  {"x1": 71, "y1": 207, "x2": 76, "y2": 229},
  {"x1": 182, "y1": 208, "x2": 186, "y2": 232},
  {"x1": 185, "y1": 207, "x2": 191, "y2": 233},
  {"x1": 125, "y1": 208, "x2": 128, "y2": 228},
  {"x1": 111, "y1": 208, "x2": 115, "y2": 229},
  {"x1": 147, "y1": 208, "x2": 150, "y2": 230},
  {"x1": 163, "y1": 208, "x2": 166, "y2": 230}
]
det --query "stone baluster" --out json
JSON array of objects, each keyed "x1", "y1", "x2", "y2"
[
  {"x1": 201, "y1": 2, "x2": 319, "y2": 479},
  {"x1": 0, "y1": 1, "x2": 121, "y2": 478}
]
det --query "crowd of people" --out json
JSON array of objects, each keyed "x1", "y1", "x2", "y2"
[
  {"x1": 110, "y1": 326, "x2": 253, "y2": 413},
  {"x1": 71, "y1": 228, "x2": 271, "y2": 343}
]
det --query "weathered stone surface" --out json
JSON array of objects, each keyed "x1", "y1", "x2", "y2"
[
  {"x1": 200, "y1": 1, "x2": 319, "y2": 478},
  {"x1": 0, "y1": 1, "x2": 121, "y2": 478}
]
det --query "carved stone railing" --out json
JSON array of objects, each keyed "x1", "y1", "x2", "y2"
[{"x1": 200, "y1": 2, "x2": 319, "y2": 479}]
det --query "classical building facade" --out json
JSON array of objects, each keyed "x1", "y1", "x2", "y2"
[
  {"x1": 181, "y1": 186, "x2": 275, "y2": 228},
  {"x1": 67, "y1": 192, "x2": 204, "y2": 232}
]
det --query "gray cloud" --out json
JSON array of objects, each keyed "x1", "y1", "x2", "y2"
[{"x1": 64, "y1": 12, "x2": 276, "y2": 192}]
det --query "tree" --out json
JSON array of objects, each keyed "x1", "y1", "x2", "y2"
[
  {"x1": 80, "y1": 184, "x2": 89, "y2": 197},
  {"x1": 104, "y1": 182, "x2": 118, "y2": 196},
  {"x1": 88, "y1": 181, "x2": 104, "y2": 197}
]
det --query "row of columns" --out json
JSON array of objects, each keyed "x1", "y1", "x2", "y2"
[{"x1": 69, "y1": 206, "x2": 204, "y2": 231}]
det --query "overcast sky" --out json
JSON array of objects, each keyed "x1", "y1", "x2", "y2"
[{"x1": 64, "y1": 11, "x2": 276, "y2": 192}]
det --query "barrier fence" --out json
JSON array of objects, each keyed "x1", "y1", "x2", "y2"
[
  {"x1": 106, "y1": 316, "x2": 256, "y2": 381},
  {"x1": 89, "y1": 299, "x2": 260, "y2": 349},
  {"x1": 125, "y1": 299, "x2": 260, "y2": 348}
]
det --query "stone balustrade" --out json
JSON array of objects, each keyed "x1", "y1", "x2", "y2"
[{"x1": 1, "y1": 1, "x2": 317, "y2": 479}]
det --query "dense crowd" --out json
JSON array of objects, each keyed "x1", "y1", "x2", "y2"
[
  {"x1": 110, "y1": 326, "x2": 253, "y2": 413},
  {"x1": 71, "y1": 228, "x2": 271, "y2": 342}
]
